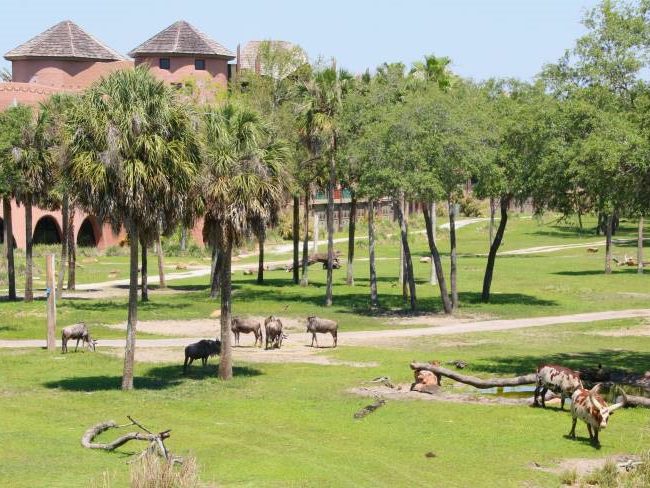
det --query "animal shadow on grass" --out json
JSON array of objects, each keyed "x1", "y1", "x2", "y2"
[
  {"x1": 42, "y1": 365, "x2": 262, "y2": 391},
  {"x1": 563, "y1": 434, "x2": 602, "y2": 450}
]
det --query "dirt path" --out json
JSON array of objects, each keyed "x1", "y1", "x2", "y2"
[{"x1": 3, "y1": 308, "x2": 649, "y2": 353}]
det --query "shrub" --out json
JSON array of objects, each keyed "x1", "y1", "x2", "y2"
[
  {"x1": 104, "y1": 246, "x2": 124, "y2": 257},
  {"x1": 459, "y1": 195, "x2": 483, "y2": 217},
  {"x1": 559, "y1": 468, "x2": 577, "y2": 485},
  {"x1": 130, "y1": 453, "x2": 199, "y2": 488},
  {"x1": 583, "y1": 460, "x2": 618, "y2": 488}
]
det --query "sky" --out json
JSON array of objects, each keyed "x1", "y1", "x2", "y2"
[{"x1": 0, "y1": 0, "x2": 601, "y2": 81}]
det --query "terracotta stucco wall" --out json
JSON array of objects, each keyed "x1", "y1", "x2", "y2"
[
  {"x1": 134, "y1": 56, "x2": 228, "y2": 91},
  {"x1": 11, "y1": 59, "x2": 133, "y2": 90}
]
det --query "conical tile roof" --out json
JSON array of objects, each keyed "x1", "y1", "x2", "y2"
[
  {"x1": 4, "y1": 20, "x2": 127, "y2": 61},
  {"x1": 128, "y1": 21, "x2": 234, "y2": 59}
]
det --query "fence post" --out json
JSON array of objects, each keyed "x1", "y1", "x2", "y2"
[{"x1": 46, "y1": 253, "x2": 56, "y2": 351}]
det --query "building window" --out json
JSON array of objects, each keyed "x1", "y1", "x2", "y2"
[
  {"x1": 159, "y1": 58, "x2": 170, "y2": 70},
  {"x1": 195, "y1": 59, "x2": 206, "y2": 70}
]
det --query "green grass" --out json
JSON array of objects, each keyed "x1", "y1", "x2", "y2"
[
  {"x1": 1, "y1": 214, "x2": 649, "y2": 340},
  {"x1": 1, "y1": 318, "x2": 649, "y2": 487}
]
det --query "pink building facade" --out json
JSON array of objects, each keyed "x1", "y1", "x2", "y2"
[{"x1": 1, "y1": 20, "x2": 234, "y2": 250}]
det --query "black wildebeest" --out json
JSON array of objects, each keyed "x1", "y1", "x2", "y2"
[
  {"x1": 183, "y1": 339, "x2": 221, "y2": 373},
  {"x1": 306, "y1": 316, "x2": 338, "y2": 348}
]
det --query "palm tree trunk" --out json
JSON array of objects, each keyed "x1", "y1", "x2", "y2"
[
  {"x1": 481, "y1": 196, "x2": 510, "y2": 303},
  {"x1": 429, "y1": 202, "x2": 437, "y2": 285},
  {"x1": 395, "y1": 198, "x2": 416, "y2": 311},
  {"x1": 368, "y1": 199, "x2": 378, "y2": 309},
  {"x1": 257, "y1": 227, "x2": 265, "y2": 284},
  {"x1": 3, "y1": 197, "x2": 16, "y2": 300},
  {"x1": 24, "y1": 197, "x2": 33, "y2": 302},
  {"x1": 337, "y1": 191, "x2": 343, "y2": 232},
  {"x1": 346, "y1": 192, "x2": 357, "y2": 286},
  {"x1": 141, "y1": 243, "x2": 148, "y2": 302},
  {"x1": 292, "y1": 195, "x2": 299, "y2": 284},
  {"x1": 67, "y1": 208, "x2": 76, "y2": 291},
  {"x1": 210, "y1": 246, "x2": 222, "y2": 299},
  {"x1": 121, "y1": 221, "x2": 139, "y2": 391},
  {"x1": 312, "y1": 213, "x2": 319, "y2": 253},
  {"x1": 638, "y1": 216, "x2": 644, "y2": 275},
  {"x1": 325, "y1": 151, "x2": 335, "y2": 307},
  {"x1": 218, "y1": 242, "x2": 233, "y2": 380},
  {"x1": 449, "y1": 199, "x2": 458, "y2": 311},
  {"x1": 423, "y1": 202, "x2": 452, "y2": 314},
  {"x1": 300, "y1": 186, "x2": 310, "y2": 286},
  {"x1": 605, "y1": 214, "x2": 613, "y2": 275},
  {"x1": 56, "y1": 195, "x2": 69, "y2": 299},
  {"x1": 156, "y1": 232, "x2": 166, "y2": 288},
  {"x1": 180, "y1": 226, "x2": 187, "y2": 251}
]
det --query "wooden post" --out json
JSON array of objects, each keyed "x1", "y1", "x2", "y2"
[{"x1": 46, "y1": 254, "x2": 56, "y2": 351}]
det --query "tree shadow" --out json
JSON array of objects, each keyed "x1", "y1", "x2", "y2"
[
  {"x1": 554, "y1": 269, "x2": 640, "y2": 276},
  {"x1": 471, "y1": 350, "x2": 650, "y2": 378},
  {"x1": 458, "y1": 292, "x2": 557, "y2": 307},
  {"x1": 42, "y1": 365, "x2": 262, "y2": 391}
]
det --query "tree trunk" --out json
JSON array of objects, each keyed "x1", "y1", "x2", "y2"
[
  {"x1": 300, "y1": 186, "x2": 310, "y2": 286},
  {"x1": 368, "y1": 199, "x2": 378, "y2": 309},
  {"x1": 325, "y1": 151, "x2": 335, "y2": 307},
  {"x1": 410, "y1": 362, "x2": 537, "y2": 388},
  {"x1": 210, "y1": 247, "x2": 222, "y2": 299},
  {"x1": 257, "y1": 227, "x2": 265, "y2": 284},
  {"x1": 56, "y1": 195, "x2": 69, "y2": 299},
  {"x1": 346, "y1": 192, "x2": 357, "y2": 286},
  {"x1": 312, "y1": 212, "x2": 319, "y2": 253},
  {"x1": 395, "y1": 198, "x2": 416, "y2": 311},
  {"x1": 605, "y1": 213, "x2": 613, "y2": 275},
  {"x1": 67, "y1": 208, "x2": 76, "y2": 291},
  {"x1": 156, "y1": 232, "x2": 166, "y2": 288},
  {"x1": 292, "y1": 195, "x2": 300, "y2": 284},
  {"x1": 398, "y1": 197, "x2": 405, "y2": 290},
  {"x1": 24, "y1": 197, "x2": 33, "y2": 302},
  {"x1": 448, "y1": 199, "x2": 458, "y2": 311},
  {"x1": 489, "y1": 197, "x2": 496, "y2": 247},
  {"x1": 180, "y1": 227, "x2": 187, "y2": 252},
  {"x1": 121, "y1": 221, "x2": 139, "y2": 391},
  {"x1": 218, "y1": 242, "x2": 233, "y2": 380},
  {"x1": 337, "y1": 191, "x2": 343, "y2": 232},
  {"x1": 429, "y1": 202, "x2": 437, "y2": 285},
  {"x1": 482, "y1": 197, "x2": 510, "y2": 303},
  {"x1": 423, "y1": 203, "x2": 452, "y2": 314},
  {"x1": 3, "y1": 198, "x2": 16, "y2": 300},
  {"x1": 401, "y1": 195, "x2": 409, "y2": 301},
  {"x1": 638, "y1": 216, "x2": 644, "y2": 275},
  {"x1": 141, "y1": 242, "x2": 148, "y2": 302}
]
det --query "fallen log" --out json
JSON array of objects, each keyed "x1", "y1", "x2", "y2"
[
  {"x1": 286, "y1": 252, "x2": 341, "y2": 271},
  {"x1": 617, "y1": 394, "x2": 650, "y2": 408},
  {"x1": 410, "y1": 362, "x2": 537, "y2": 388},
  {"x1": 82, "y1": 416, "x2": 176, "y2": 461},
  {"x1": 354, "y1": 398, "x2": 386, "y2": 418}
]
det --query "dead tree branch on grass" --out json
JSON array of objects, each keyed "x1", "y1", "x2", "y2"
[
  {"x1": 81, "y1": 416, "x2": 180, "y2": 463},
  {"x1": 410, "y1": 362, "x2": 537, "y2": 388}
]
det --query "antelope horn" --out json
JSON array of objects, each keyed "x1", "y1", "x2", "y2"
[
  {"x1": 608, "y1": 401, "x2": 625, "y2": 412},
  {"x1": 590, "y1": 383, "x2": 602, "y2": 395}
]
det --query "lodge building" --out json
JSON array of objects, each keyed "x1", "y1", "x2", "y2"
[{"x1": 0, "y1": 20, "x2": 385, "y2": 251}]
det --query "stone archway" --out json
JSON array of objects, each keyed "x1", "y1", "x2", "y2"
[
  {"x1": 77, "y1": 217, "x2": 98, "y2": 247},
  {"x1": 33, "y1": 215, "x2": 62, "y2": 245}
]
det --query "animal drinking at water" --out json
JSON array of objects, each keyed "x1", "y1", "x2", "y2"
[
  {"x1": 231, "y1": 317, "x2": 263, "y2": 347},
  {"x1": 568, "y1": 384, "x2": 624, "y2": 445},
  {"x1": 183, "y1": 339, "x2": 221, "y2": 373},
  {"x1": 534, "y1": 364, "x2": 582, "y2": 409},
  {"x1": 306, "y1": 316, "x2": 338, "y2": 348},
  {"x1": 264, "y1": 316, "x2": 285, "y2": 349},
  {"x1": 61, "y1": 323, "x2": 96, "y2": 353}
]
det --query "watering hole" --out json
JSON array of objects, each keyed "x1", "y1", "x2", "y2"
[{"x1": 481, "y1": 384, "x2": 650, "y2": 403}]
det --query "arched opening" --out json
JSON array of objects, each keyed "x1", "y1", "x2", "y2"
[
  {"x1": 33, "y1": 216, "x2": 62, "y2": 245},
  {"x1": 76, "y1": 217, "x2": 98, "y2": 247}
]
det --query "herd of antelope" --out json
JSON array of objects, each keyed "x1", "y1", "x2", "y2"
[{"x1": 534, "y1": 364, "x2": 625, "y2": 445}]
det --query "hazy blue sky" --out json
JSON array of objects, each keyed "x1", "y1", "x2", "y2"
[{"x1": 1, "y1": 0, "x2": 600, "y2": 80}]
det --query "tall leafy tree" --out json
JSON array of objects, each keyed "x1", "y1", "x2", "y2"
[
  {"x1": 66, "y1": 66, "x2": 199, "y2": 390},
  {"x1": 296, "y1": 64, "x2": 350, "y2": 306},
  {"x1": 201, "y1": 102, "x2": 290, "y2": 380}
]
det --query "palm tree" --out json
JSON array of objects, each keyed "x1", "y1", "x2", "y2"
[
  {"x1": 201, "y1": 102, "x2": 289, "y2": 380},
  {"x1": 11, "y1": 105, "x2": 53, "y2": 302},
  {"x1": 0, "y1": 105, "x2": 34, "y2": 300},
  {"x1": 66, "y1": 66, "x2": 199, "y2": 390},
  {"x1": 296, "y1": 64, "x2": 350, "y2": 306}
]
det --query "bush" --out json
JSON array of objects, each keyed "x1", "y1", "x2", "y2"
[
  {"x1": 130, "y1": 453, "x2": 199, "y2": 488},
  {"x1": 459, "y1": 195, "x2": 483, "y2": 217},
  {"x1": 104, "y1": 245, "x2": 125, "y2": 257}
]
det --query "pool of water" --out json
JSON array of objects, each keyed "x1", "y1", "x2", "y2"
[{"x1": 481, "y1": 384, "x2": 649, "y2": 403}]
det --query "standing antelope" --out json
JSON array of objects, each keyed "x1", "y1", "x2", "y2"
[
  {"x1": 569, "y1": 384, "x2": 625, "y2": 445},
  {"x1": 61, "y1": 323, "x2": 96, "y2": 353},
  {"x1": 534, "y1": 364, "x2": 583, "y2": 409}
]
